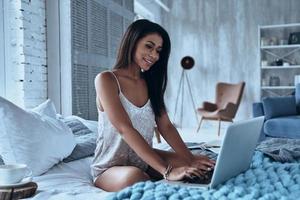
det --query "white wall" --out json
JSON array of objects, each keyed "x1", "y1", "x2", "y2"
[
  {"x1": 4, "y1": 0, "x2": 46, "y2": 108},
  {"x1": 0, "y1": 0, "x2": 5, "y2": 97},
  {"x1": 162, "y1": 0, "x2": 300, "y2": 128}
]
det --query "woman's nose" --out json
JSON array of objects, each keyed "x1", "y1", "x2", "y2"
[{"x1": 149, "y1": 50, "x2": 159, "y2": 59}]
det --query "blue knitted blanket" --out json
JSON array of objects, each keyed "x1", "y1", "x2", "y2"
[{"x1": 108, "y1": 152, "x2": 300, "y2": 200}]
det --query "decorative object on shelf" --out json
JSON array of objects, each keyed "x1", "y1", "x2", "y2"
[
  {"x1": 269, "y1": 76, "x2": 280, "y2": 86},
  {"x1": 261, "y1": 37, "x2": 269, "y2": 46},
  {"x1": 261, "y1": 60, "x2": 268, "y2": 66},
  {"x1": 288, "y1": 32, "x2": 300, "y2": 44},
  {"x1": 279, "y1": 39, "x2": 288, "y2": 45},
  {"x1": 270, "y1": 59, "x2": 283, "y2": 66},
  {"x1": 283, "y1": 62, "x2": 290, "y2": 66},
  {"x1": 269, "y1": 37, "x2": 278, "y2": 45},
  {"x1": 275, "y1": 59, "x2": 283, "y2": 66},
  {"x1": 262, "y1": 78, "x2": 268, "y2": 86}
]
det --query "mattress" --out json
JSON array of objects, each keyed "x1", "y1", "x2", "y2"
[{"x1": 27, "y1": 157, "x2": 112, "y2": 200}]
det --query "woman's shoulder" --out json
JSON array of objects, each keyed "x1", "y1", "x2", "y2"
[
  {"x1": 95, "y1": 70, "x2": 117, "y2": 88},
  {"x1": 95, "y1": 70, "x2": 113, "y2": 81}
]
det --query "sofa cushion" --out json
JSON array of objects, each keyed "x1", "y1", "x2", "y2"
[
  {"x1": 252, "y1": 102, "x2": 264, "y2": 117},
  {"x1": 296, "y1": 83, "x2": 300, "y2": 113},
  {"x1": 262, "y1": 96, "x2": 297, "y2": 120},
  {"x1": 264, "y1": 116, "x2": 300, "y2": 139}
]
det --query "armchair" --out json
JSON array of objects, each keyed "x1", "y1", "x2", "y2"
[{"x1": 196, "y1": 82, "x2": 245, "y2": 136}]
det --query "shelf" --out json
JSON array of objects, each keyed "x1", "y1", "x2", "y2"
[
  {"x1": 261, "y1": 65, "x2": 300, "y2": 69},
  {"x1": 261, "y1": 44, "x2": 300, "y2": 49},
  {"x1": 259, "y1": 23, "x2": 300, "y2": 29},
  {"x1": 261, "y1": 86, "x2": 295, "y2": 89},
  {"x1": 259, "y1": 23, "x2": 300, "y2": 99}
]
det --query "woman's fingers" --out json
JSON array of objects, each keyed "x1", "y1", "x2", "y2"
[
  {"x1": 192, "y1": 155, "x2": 216, "y2": 169},
  {"x1": 195, "y1": 164, "x2": 212, "y2": 172},
  {"x1": 184, "y1": 167, "x2": 205, "y2": 177},
  {"x1": 168, "y1": 165, "x2": 212, "y2": 181},
  {"x1": 196, "y1": 156, "x2": 216, "y2": 165}
]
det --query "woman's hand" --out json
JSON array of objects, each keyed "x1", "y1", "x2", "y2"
[
  {"x1": 189, "y1": 155, "x2": 215, "y2": 172},
  {"x1": 166, "y1": 166, "x2": 204, "y2": 181}
]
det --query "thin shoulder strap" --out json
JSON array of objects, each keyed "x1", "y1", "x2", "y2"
[{"x1": 110, "y1": 71, "x2": 122, "y2": 93}]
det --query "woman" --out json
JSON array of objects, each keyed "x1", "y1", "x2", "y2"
[{"x1": 91, "y1": 19, "x2": 215, "y2": 192}]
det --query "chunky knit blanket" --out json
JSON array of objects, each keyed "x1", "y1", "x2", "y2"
[{"x1": 108, "y1": 151, "x2": 300, "y2": 200}]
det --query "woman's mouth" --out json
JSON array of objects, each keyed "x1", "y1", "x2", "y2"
[{"x1": 144, "y1": 58, "x2": 154, "y2": 65}]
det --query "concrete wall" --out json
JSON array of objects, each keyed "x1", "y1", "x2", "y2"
[
  {"x1": 4, "y1": 0, "x2": 46, "y2": 108},
  {"x1": 161, "y1": 0, "x2": 300, "y2": 128},
  {"x1": 134, "y1": 0, "x2": 163, "y2": 23}
]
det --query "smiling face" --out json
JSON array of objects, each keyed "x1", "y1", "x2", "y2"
[{"x1": 133, "y1": 33, "x2": 163, "y2": 71}]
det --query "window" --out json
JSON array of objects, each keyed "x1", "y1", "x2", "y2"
[
  {"x1": 0, "y1": 0, "x2": 5, "y2": 96},
  {"x1": 71, "y1": 0, "x2": 134, "y2": 120},
  {"x1": 47, "y1": 0, "x2": 134, "y2": 120}
]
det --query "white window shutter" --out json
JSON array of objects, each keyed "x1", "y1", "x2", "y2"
[
  {"x1": 89, "y1": 0, "x2": 108, "y2": 56},
  {"x1": 109, "y1": 11, "x2": 123, "y2": 58},
  {"x1": 123, "y1": 0, "x2": 134, "y2": 11},
  {"x1": 72, "y1": 0, "x2": 88, "y2": 51},
  {"x1": 72, "y1": 64, "x2": 89, "y2": 119},
  {"x1": 71, "y1": 0, "x2": 134, "y2": 120}
]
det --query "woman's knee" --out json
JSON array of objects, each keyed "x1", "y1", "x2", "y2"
[{"x1": 121, "y1": 167, "x2": 150, "y2": 186}]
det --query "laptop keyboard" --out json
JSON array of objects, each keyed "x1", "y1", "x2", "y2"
[{"x1": 183, "y1": 170, "x2": 214, "y2": 184}]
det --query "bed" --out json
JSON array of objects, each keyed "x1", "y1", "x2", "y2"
[
  {"x1": 28, "y1": 156, "x2": 111, "y2": 200},
  {"x1": 27, "y1": 144, "x2": 300, "y2": 200},
  {"x1": 1, "y1": 97, "x2": 300, "y2": 200}
]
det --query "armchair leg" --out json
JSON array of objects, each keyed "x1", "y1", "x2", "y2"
[
  {"x1": 154, "y1": 127, "x2": 161, "y2": 143},
  {"x1": 196, "y1": 117, "x2": 204, "y2": 133},
  {"x1": 217, "y1": 119, "x2": 221, "y2": 137}
]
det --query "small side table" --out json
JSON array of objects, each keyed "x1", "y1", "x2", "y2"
[{"x1": 0, "y1": 182, "x2": 37, "y2": 200}]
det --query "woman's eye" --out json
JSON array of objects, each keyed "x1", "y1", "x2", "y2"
[{"x1": 145, "y1": 44, "x2": 153, "y2": 49}]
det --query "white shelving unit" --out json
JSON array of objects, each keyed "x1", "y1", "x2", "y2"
[{"x1": 259, "y1": 23, "x2": 300, "y2": 98}]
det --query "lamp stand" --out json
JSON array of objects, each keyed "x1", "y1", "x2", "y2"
[{"x1": 173, "y1": 70, "x2": 198, "y2": 128}]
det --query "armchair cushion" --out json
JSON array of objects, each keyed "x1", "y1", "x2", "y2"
[
  {"x1": 262, "y1": 96, "x2": 297, "y2": 120},
  {"x1": 219, "y1": 102, "x2": 237, "y2": 118},
  {"x1": 202, "y1": 101, "x2": 218, "y2": 111}
]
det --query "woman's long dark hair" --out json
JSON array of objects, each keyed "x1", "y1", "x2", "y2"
[{"x1": 114, "y1": 19, "x2": 171, "y2": 117}]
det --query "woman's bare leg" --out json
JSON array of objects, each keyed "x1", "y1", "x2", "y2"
[{"x1": 94, "y1": 166, "x2": 150, "y2": 192}]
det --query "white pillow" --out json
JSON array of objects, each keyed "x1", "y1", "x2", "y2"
[
  {"x1": 31, "y1": 99, "x2": 57, "y2": 119},
  {"x1": 0, "y1": 97, "x2": 76, "y2": 176}
]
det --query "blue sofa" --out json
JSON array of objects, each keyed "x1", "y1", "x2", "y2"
[{"x1": 253, "y1": 84, "x2": 300, "y2": 139}]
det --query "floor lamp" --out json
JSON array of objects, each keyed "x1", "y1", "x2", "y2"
[{"x1": 173, "y1": 56, "x2": 199, "y2": 128}]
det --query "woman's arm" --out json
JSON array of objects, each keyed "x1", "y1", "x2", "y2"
[
  {"x1": 156, "y1": 110, "x2": 215, "y2": 168},
  {"x1": 155, "y1": 110, "x2": 194, "y2": 163},
  {"x1": 95, "y1": 72, "x2": 167, "y2": 175}
]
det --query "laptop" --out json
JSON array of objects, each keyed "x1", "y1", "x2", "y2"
[{"x1": 163, "y1": 116, "x2": 264, "y2": 189}]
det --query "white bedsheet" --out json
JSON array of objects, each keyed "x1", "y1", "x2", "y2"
[{"x1": 27, "y1": 157, "x2": 112, "y2": 200}]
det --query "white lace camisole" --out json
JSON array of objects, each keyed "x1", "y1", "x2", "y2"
[{"x1": 91, "y1": 72, "x2": 156, "y2": 181}]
